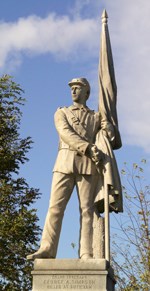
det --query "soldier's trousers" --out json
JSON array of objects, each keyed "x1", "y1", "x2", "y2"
[{"x1": 40, "y1": 172, "x2": 98, "y2": 258}]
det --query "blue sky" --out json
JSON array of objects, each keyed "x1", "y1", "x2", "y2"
[{"x1": 0, "y1": 0, "x2": 150, "y2": 258}]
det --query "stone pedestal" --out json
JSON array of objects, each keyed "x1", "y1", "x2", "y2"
[{"x1": 32, "y1": 259, "x2": 116, "y2": 291}]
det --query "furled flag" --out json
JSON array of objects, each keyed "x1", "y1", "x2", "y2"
[{"x1": 98, "y1": 10, "x2": 122, "y2": 149}]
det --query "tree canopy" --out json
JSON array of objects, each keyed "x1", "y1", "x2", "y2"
[
  {"x1": 0, "y1": 75, "x2": 41, "y2": 290},
  {"x1": 112, "y1": 160, "x2": 150, "y2": 291}
]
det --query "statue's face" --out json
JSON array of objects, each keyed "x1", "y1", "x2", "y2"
[{"x1": 71, "y1": 84, "x2": 88, "y2": 103}]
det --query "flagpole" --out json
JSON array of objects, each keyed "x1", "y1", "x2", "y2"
[
  {"x1": 99, "y1": 10, "x2": 111, "y2": 262},
  {"x1": 104, "y1": 180, "x2": 110, "y2": 261},
  {"x1": 98, "y1": 9, "x2": 122, "y2": 262}
]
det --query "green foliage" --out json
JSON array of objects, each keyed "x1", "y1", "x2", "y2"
[
  {"x1": 0, "y1": 75, "x2": 41, "y2": 290},
  {"x1": 111, "y1": 160, "x2": 150, "y2": 291}
]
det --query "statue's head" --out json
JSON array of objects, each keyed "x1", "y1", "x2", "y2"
[{"x1": 68, "y1": 78, "x2": 90, "y2": 103}]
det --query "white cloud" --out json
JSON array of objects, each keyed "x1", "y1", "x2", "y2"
[
  {"x1": 0, "y1": 13, "x2": 99, "y2": 69},
  {"x1": 104, "y1": 0, "x2": 150, "y2": 153},
  {"x1": 0, "y1": 0, "x2": 150, "y2": 153},
  {"x1": 82, "y1": 0, "x2": 150, "y2": 153}
]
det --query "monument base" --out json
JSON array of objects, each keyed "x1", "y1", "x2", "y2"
[{"x1": 32, "y1": 259, "x2": 116, "y2": 291}]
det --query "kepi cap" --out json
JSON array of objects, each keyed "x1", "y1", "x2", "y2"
[{"x1": 68, "y1": 78, "x2": 90, "y2": 92}]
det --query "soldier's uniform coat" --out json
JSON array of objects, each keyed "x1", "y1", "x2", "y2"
[{"x1": 40, "y1": 104, "x2": 122, "y2": 258}]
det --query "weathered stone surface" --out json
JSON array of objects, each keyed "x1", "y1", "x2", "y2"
[
  {"x1": 93, "y1": 211, "x2": 105, "y2": 259},
  {"x1": 27, "y1": 74, "x2": 123, "y2": 262},
  {"x1": 32, "y1": 259, "x2": 116, "y2": 291}
]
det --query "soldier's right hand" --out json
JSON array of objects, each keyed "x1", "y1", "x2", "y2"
[{"x1": 86, "y1": 144, "x2": 103, "y2": 165}]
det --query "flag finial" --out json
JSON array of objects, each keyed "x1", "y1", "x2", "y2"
[{"x1": 101, "y1": 9, "x2": 108, "y2": 24}]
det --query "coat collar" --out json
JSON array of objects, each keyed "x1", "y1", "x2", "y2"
[{"x1": 69, "y1": 104, "x2": 94, "y2": 113}]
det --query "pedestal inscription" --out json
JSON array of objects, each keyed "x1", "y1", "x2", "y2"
[
  {"x1": 32, "y1": 259, "x2": 115, "y2": 291},
  {"x1": 41, "y1": 275, "x2": 97, "y2": 290}
]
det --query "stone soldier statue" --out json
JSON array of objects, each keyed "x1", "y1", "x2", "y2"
[{"x1": 27, "y1": 77, "x2": 122, "y2": 261}]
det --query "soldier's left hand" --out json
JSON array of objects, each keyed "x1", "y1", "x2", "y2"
[{"x1": 102, "y1": 123, "x2": 115, "y2": 142}]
